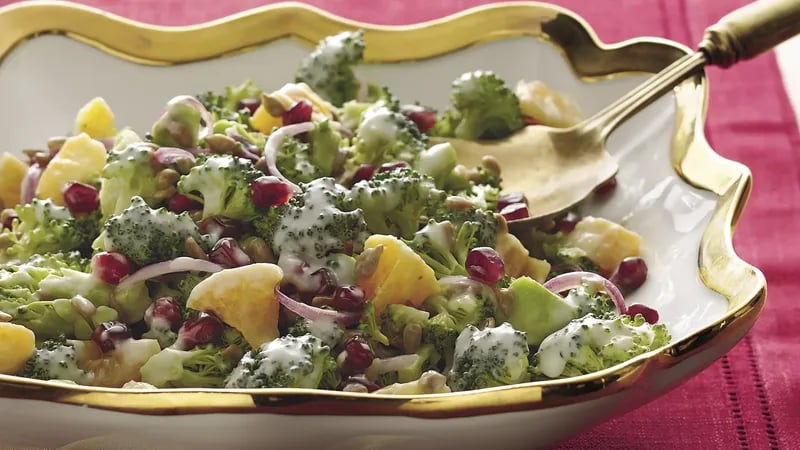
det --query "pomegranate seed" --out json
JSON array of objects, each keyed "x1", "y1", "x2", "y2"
[
  {"x1": 558, "y1": 211, "x2": 581, "y2": 233},
  {"x1": 200, "y1": 216, "x2": 245, "y2": 240},
  {"x1": 499, "y1": 202, "x2": 529, "y2": 221},
  {"x1": 209, "y1": 237, "x2": 253, "y2": 268},
  {"x1": 341, "y1": 374, "x2": 379, "y2": 392},
  {"x1": 282, "y1": 100, "x2": 313, "y2": 125},
  {"x1": 627, "y1": 303, "x2": 659, "y2": 324},
  {"x1": 379, "y1": 161, "x2": 410, "y2": 173},
  {"x1": 403, "y1": 109, "x2": 437, "y2": 134},
  {"x1": 167, "y1": 194, "x2": 201, "y2": 213},
  {"x1": 311, "y1": 268, "x2": 337, "y2": 296},
  {"x1": 1, "y1": 210, "x2": 18, "y2": 231},
  {"x1": 340, "y1": 336, "x2": 374, "y2": 376},
  {"x1": 91, "y1": 321, "x2": 131, "y2": 353},
  {"x1": 497, "y1": 192, "x2": 528, "y2": 211},
  {"x1": 609, "y1": 257, "x2": 648, "y2": 293},
  {"x1": 251, "y1": 176, "x2": 293, "y2": 209},
  {"x1": 91, "y1": 252, "x2": 132, "y2": 285},
  {"x1": 62, "y1": 182, "x2": 99, "y2": 215},
  {"x1": 466, "y1": 247, "x2": 506, "y2": 284},
  {"x1": 237, "y1": 98, "x2": 261, "y2": 115},
  {"x1": 352, "y1": 164, "x2": 376, "y2": 184},
  {"x1": 330, "y1": 285, "x2": 366, "y2": 312},
  {"x1": 176, "y1": 311, "x2": 224, "y2": 350},
  {"x1": 144, "y1": 297, "x2": 183, "y2": 332},
  {"x1": 594, "y1": 176, "x2": 617, "y2": 197}
]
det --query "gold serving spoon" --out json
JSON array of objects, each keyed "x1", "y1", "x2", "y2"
[{"x1": 439, "y1": 0, "x2": 800, "y2": 227}]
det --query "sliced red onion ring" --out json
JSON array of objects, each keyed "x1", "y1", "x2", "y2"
[
  {"x1": 275, "y1": 285, "x2": 361, "y2": 327},
  {"x1": 167, "y1": 95, "x2": 214, "y2": 138},
  {"x1": 97, "y1": 137, "x2": 116, "y2": 151},
  {"x1": 117, "y1": 257, "x2": 224, "y2": 289},
  {"x1": 20, "y1": 164, "x2": 43, "y2": 205},
  {"x1": 543, "y1": 271, "x2": 627, "y2": 315},
  {"x1": 153, "y1": 147, "x2": 197, "y2": 166},
  {"x1": 263, "y1": 122, "x2": 316, "y2": 193}
]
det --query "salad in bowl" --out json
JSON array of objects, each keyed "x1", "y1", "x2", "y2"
[{"x1": 0, "y1": 30, "x2": 668, "y2": 394}]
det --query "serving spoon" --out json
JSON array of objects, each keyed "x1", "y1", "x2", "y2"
[{"x1": 439, "y1": 0, "x2": 800, "y2": 227}]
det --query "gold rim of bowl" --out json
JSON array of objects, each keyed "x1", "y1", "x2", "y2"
[{"x1": 0, "y1": 0, "x2": 766, "y2": 418}]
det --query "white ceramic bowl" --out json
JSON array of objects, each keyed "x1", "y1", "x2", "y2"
[{"x1": 0, "y1": 2, "x2": 765, "y2": 449}]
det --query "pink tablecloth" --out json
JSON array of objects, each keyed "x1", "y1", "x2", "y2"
[{"x1": 2, "y1": 0, "x2": 798, "y2": 448}]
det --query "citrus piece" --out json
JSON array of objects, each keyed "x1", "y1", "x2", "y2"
[
  {"x1": 0, "y1": 152, "x2": 28, "y2": 208},
  {"x1": 0, "y1": 322, "x2": 36, "y2": 375},
  {"x1": 36, "y1": 133, "x2": 107, "y2": 205},
  {"x1": 74, "y1": 97, "x2": 117, "y2": 138}
]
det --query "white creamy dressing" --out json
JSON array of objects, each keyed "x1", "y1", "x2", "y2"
[
  {"x1": 356, "y1": 107, "x2": 400, "y2": 153},
  {"x1": 226, "y1": 335, "x2": 323, "y2": 388},
  {"x1": 141, "y1": 317, "x2": 177, "y2": 348},
  {"x1": 418, "y1": 220, "x2": 453, "y2": 250},
  {"x1": 104, "y1": 197, "x2": 199, "y2": 251},
  {"x1": 306, "y1": 316, "x2": 343, "y2": 349},
  {"x1": 453, "y1": 323, "x2": 528, "y2": 381},
  {"x1": 38, "y1": 346, "x2": 93, "y2": 384}
]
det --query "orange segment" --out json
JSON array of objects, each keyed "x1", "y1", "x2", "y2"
[
  {"x1": 74, "y1": 97, "x2": 117, "y2": 138},
  {"x1": 0, "y1": 322, "x2": 36, "y2": 375},
  {"x1": 36, "y1": 133, "x2": 107, "y2": 205},
  {"x1": 0, "y1": 152, "x2": 28, "y2": 208}
]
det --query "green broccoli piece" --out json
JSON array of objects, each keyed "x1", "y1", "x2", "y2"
[
  {"x1": 431, "y1": 71, "x2": 524, "y2": 140},
  {"x1": 422, "y1": 278, "x2": 498, "y2": 331},
  {"x1": 151, "y1": 100, "x2": 202, "y2": 149},
  {"x1": 449, "y1": 322, "x2": 530, "y2": 391},
  {"x1": 286, "y1": 316, "x2": 345, "y2": 350},
  {"x1": 344, "y1": 168, "x2": 446, "y2": 239},
  {"x1": 437, "y1": 207, "x2": 499, "y2": 250},
  {"x1": 139, "y1": 344, "x2": 234, "y2": 388},
  {"x1": 358, "y1": 301, "x2": 389, "y2": 348},
  {"x1": 379, "y1": 304, "x2": 430, "y2": 350},
  {"x1": 99, "y1": 143, "x2": 160, "y2": 221},
  {"x1": 403, "y1": 220, "x2": 467, "y2": 279},
  {"x1": 255, "y1": 177, "x2": 368, "y2": 261},
  {"x1": 295, "y1": 29, "x2": 365, "y2": 106},
  {"x1": 224, "y1": 334, "x2": 338, "y2": 389},
  {"x1": 396, "y1": 344, "x2": 441, "y2": 383},
  {"x1": 543, "y1": 244, "x2": 601, "y2": 277},
  {"x1": 198, "y1": 80, "x2": 262, "y2": 125},
  {"x1": 101, "y1": 196, "x2": 211, "y2": 267},
  {"x1": 413, "y1": 142, "x2": 458, "y2": 188},
  {"x1": 532, "y1": 313, "x2": 671, "y2": 379},
  {"x1": 421, "y1": 311, "x2": 460, "y2": 373},
  {"x1": 0, "y1": 199, "x2": 100, "y2": 262},
  {"x1": 274, "y1": 121, "x2": 342, "y2": 185},
  {"x1": 176, "y1": 154, "x2": 263, "y2": 221},
  {"x1": 11, "y1": 298, "x2": 118, "y2": 340},
  {"x1": 18, "y1": 336, "x2": 93, "y2": 385},
  {"x1": 454, "y1": 183, "x2": 500, "y2": 211},
  {"x1": 345, "y1": 106, "x2": 428, "y2": 173}
]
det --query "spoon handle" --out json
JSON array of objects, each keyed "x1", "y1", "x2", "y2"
[{"x1": 701, "y1": 0, "x2": 800, "y2": 68}]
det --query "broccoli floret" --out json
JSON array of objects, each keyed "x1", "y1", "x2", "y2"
[
  {"x1": 151, "y1": 99, "x2": 202, "y2": 149},
  {"x1": 224, "y1": 334, "x2": 338, "y2": 389},
  {"x1": 422, "y1": 278, "x2": 498, "y2": 331},
  {"x1": 198, "y1": 80, "x2": 262, "y2": 125},
  {"x1": 295, "y1": 30, "x2": 365, "y2": 106},
  {"x1": 454, "y1": 184, "x2": 500, "y2": 211},
  {"x1": 344, "y1": 168, "x2": 445, "y2": 239},
  {"x1": 0, "y1": 199, "x2": 100, "y2": 262},
  {"x1": 18, "y1": 336, "x2": 93, "y2": 385},
  {"x1": 176, "y1": 154, "x2": 263, "y2": 221},
  {"x1": 379, "y1": 304, "x2": 430, "y2": 350},
  {"x1": 346, "y1": 106, "x2": 428, "y2": 173},
  {"x1": 533, "y1": 314, "x2": 671, "y2": 379},
  {"x1": 139, "y1": 344, "x2": 234, "y2": 388},
  {"x1": 12, "y1": 298, "x2": 118, "y2": 340},
  {"x1": 102, "y1": 196, "x2": 211, "y2": 267},
  {"x1": 274, "y1": 121, "x2": 343, "y2": 184},
  {"x1": 421, "y1": 311, "x2": 460, "y2": 373},
  {"x1": 437, "y1": 207, "x2": 499, "y2": 249},
  {"x1": 339, "y1": 85, "x2": 400, "y2": 132},
  {"x1": 286, "y1": 316, "x2": 345, "y2": 350},
  {"x1": 358, "y1": 301, "x2": 389, "y2": 348},
  {"x1": 403, "y1": 220, "x2": 469, "y2": 279},
  {"x1": 543, "y1": 245, "x2": 601, "y2": 277},
  {"x1": 449, "y1": 322, "x2": 530, "y2": 391},
  {"x1": 99, "y1": 143, "x2": 160, "y2": 221},
  {"x1": 431, "y1": 71, "x2": 524, "y2": 140},
  {"x1": 256, "y1": 177, "x2": 368, "y2": 261}
]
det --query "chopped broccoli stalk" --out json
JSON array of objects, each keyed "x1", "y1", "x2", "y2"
[
  {"x1": 421, "y1": 311, "x2": 460, "y2": 373},
  {"x1": 295, "y1": 30, "x2": 365, "y2": 106},
  {"x1": 396, "y1": 344, "x2": 441, "y2": 383},
  {"x1": 0, "y1": 199, "x2": 100, "y2": 262},
  {"x1": 413, "y1": 142, "x2": 458, "y2": 188},
  {"x1": 309, "y1": 120, "x2": 342, "y2": 176},
  {"x1": 344, "y1": 168, "x2": 446, "y2": 239},
  {"x1": 99, "y1": 143, "x2": 160, "y2": 221},
  {"x1": 198, "y1": 79, "x2": 262, "y2": 124},
  {"x1": 11, "y1": 299, "x2": 117, "y2": 340},
  {"x1": 431, "y1": 71, "x2": 524, "y2": 140},
  {"x1": 449, "y1": 322, "x2": 530, "y2": 391},
  {"x1": 358, "y1": 301, "x2": 390, "y2": 348},
  {"x1": 18, "y1": 336, "x2": 93, "y2": 385},
  {"x1": 533, "y1": 314, "x2": 671, "y2": 379},
  {"x1": 176, "y1": 154, "x2": 263, "y2": 221},
  {"x1": 139, "y1": 344, "x2": 234, "y2": 388},
  {"x1": 102, "y1": 196, "x2": 210, "y2": 267},
  {"x1": 225, "y1": 334, "x2": 338, "y2": 389},
  {"x1": 379, "y1": 304, "x2": 430, "y2": 350}
]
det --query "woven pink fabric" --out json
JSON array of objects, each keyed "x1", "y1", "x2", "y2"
[{"x1": 1, "y1": 1, "x2": 797, "y2": 448}]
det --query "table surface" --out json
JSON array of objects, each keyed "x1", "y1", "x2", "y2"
[{"x1": 0, "y1": 1, "x2": 798, "y2": 449}]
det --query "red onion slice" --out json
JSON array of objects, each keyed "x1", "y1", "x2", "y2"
[
  {"x1": 117, "y1": 257, "x2": 224, "y2": 289},
  {"x1": 20, "y1": 164, "x2": 43, "y2": 205},
  {"x1": 153, "y1": 147, "x2": 197, "y2": 166},
  {"x1": 167, "y1": 95, "x2": 214, "y2": 139},
  {"x1": 543, "y1": 271, "x2": 627, "y2": 315},
  {"x1": 263, "y1": 122, "x2": 316, "y2": 193},
  {"x1": 275, "y1": 286, "x2": 361, "y2": 327}
]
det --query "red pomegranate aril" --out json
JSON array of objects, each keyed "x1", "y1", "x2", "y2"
[
  {"x1": 251, "y1": 176, "x2": 293, "y2": 208},
  {"x1": 609, "y1": 256, "x2": 648, "y2": 293},
  {"x1": 352, "y1": 164, "x2": 376, "y2": 184},
  {"x1": 497, "y1": 191, "x2": 528, "y2": 211},
  {"x1": 466, "y1": 247, "x2": 506, "y2": 284},
  {"x1": 379, "y1": 161, "x2": 410, "y2": 173},
  {"x1": 594, "y1": 176, "x2": 617, "y2": 197},
  {"x1": 62, "y1": 182, "x2": 99, "y2": 215},
  {"x1": 282, "y1": 100, "x2": 313, "y2": 125},
  {"x1": 144, "y1": 297, "x2": 183, "y2": 332},
  {"x1": 499, "y1": 202, "x2": 529, "y2": 221},
  {"x1": 176, "y1": 311, "x2": 225, "y2": 350},
  {"x1": 209, "y1": 237, "x2": 252, "y2": 268},
  {"x1": 627, "y1": 303, "x2": 659, "y2": 324},
  {"x1": 558, "y1": 211, "x2": 581, "y2": 233},
  {"x1": 91, "y1": 251, "x2": 133, "y2": 285},
  {"x1": 403, "y1": 109, "x2": 437, "y2": 134},
  {"x1": 330, "y1": 285, "x2": 366, "y2": 312},
  {"x1": 91, "y1": 321, "x2": 131, "y2": 353},
  {"x1": 1, "y1": 210, "x2": 18, "y2": 231},
  {"x1": 237, "y1": 98, "x2": 261, "y2": 115},
  {"x1": 200, "y1": 216, "x2": 245, "y2": 240},
  {"x1": 168, "y1": 194, "x2": 202, "y2": 213},
  {"x1": 340, "y1": 336, "x2": 374, "y2": 376}
]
